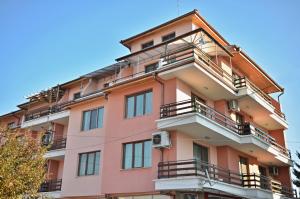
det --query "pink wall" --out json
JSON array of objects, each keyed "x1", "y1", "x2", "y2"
[
  {"x1": 101, "y1": 79, "x2": 176, "y2": 194},
  {"x1": 61, "y1": 99, "x2": 106, "y2": 197},
  {"x1": 129, "y1": 20, "x2": 193, "y2": 53}
]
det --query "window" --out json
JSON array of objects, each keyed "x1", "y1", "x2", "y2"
[
  {"x1": 123, "y1": 140, "x2": 152, "y2": 169},
  {"x1": 239, "y1": 157, "x2": 248, "y2": 174},
  {"x1": 236, "y1": 113, "x2": 244, "y2": 125},
  {"x1": 141, "y1": 40, "x2": 154, "y2": 49},
  {"x1": 145, "y1": 63, "x2": 158, "y2": 73},
  {"x1": 193, "y1": 143, "x2": 208, "y2": 162},
  {"x1": 82, "y1": 107, "x2": 104, "y2": 131},
  {"x1": 125, "y1": 90, "x2": 152, "y2": 118},
  {"x1": 73, "y1": 92, "x2": 81, "y2": 100},
  {"x1": 162, "y1": 32, "x2": 176, "y2": 42},
  {"x1": 78, "y1": 151, "x2": 100, "y2": 176},
  {"x1": 7, "y1": 122, "x2": 16, "y2": 129}
]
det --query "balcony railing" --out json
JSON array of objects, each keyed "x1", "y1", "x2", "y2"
[
  {"x1": 24, "y1": 102, "x2": 68, "y2": 122},
  {"x1": 234, "y1": 77, "x2": 286, "y2": 120},
  {"x1": 240, "y1": 123, "x2": 291, "y2": 158},
  {"x1": 158, "y1": 159, "x2": 297, "y2": 198},
  {"x1": 160, "y1": 99, "x2": 240, "y2": 133},
  {"x1": 160, "y1": 99, "x2": 290, "y2": 158},
  {"x1": 39, "y1": 179, "x2": 62, "y2": 192},
  {"x1": 48, "y1": 138, "x2": 66, "y2": 151}
]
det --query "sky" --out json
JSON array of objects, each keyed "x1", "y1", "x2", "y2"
[{"x1": 0, "y1": 1, "x2": 299, "y2": 156}]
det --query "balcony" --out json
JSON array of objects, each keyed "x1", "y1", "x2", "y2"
[
  {"x1": 234, "y1": 77, "x2": 288, "y2": 130},
  {"x1": 44, "y1": 138, "x2": 66, "y2": 159},
  {"x1": 157, "y1": 99, "x2": 291, "y2": 165},
  {"x1": 21, "y1": 103, "x2": 70, "y2": 129},
  {"x1": 155, "y1": 159, "x2": 297, "y2": 199},
  {"x1": 40, "y1": 179, "x2": 62, "y2": 192},
  {"x1": 39, "y1": 179, "x2": 62, "y2": 198},
  {"x1": 48, "y1": 138, "x2": 67, "y2": 151}
]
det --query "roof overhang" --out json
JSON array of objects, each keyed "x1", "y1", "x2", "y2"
[
  {"x1": 120, "y1": 9, "x2": 230, "y2": 49},
  {"x1": 116, "y1": 28, "x2": 232, "y2": 62},
  {"x1": 230, "y1": 46, "x2": 283, "y2": 93}
]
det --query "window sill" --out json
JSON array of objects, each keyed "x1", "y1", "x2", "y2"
[
  {"x1": 124, "y1": 113, "x2": 153, "y2": 120},
  {"x1": 80, "y1": 127, "x2": 103, "y2": 133},
  {"x1": 76, "y1": 174, "x2": 99, "y2": 178},
  {"x1": 120, "y1": 167, "x2": 152, "y2": 171}
]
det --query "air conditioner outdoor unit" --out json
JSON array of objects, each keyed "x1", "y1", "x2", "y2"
[
  {"x1": 269, "y1": 166, "x2": 279, "y2": 176},
  {"x1": 158, "y1": 58, "x2": 167, "y2": 68},
  {"x1": 152, "y1": 131, "x2": 171, "y2": 148},
  {"x1": 228, "y1": 100, "x2": 239, "y2": 112}
]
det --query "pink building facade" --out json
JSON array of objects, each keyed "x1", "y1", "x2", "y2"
[{"x1": 0, "y1": 10, "x2": 295, "y2": 199}]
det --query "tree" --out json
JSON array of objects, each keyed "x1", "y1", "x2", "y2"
[
  {"x1": 0, "y1": 127, "x2": 47, "y2": 199},
  {"x1": 293, "y1": 151, "x2": 300, "y2": 188}
]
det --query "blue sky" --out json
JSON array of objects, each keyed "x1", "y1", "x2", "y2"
[{"x1": 0, "y1": 1, "x2": 299, "y2": 155}]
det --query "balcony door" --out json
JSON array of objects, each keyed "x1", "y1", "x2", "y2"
[
  {"x1": 259, "y1": 166, "x2": 269, "y2": 189},
  {"x1": 239, "y1": 157, "x2": 249, "y2": 174},
  {"x1": 191, "y1": 93, "x2": 206, "y2": 115},
  {"x1": 193, "y1": 143, "x2": 208, "y2": 163},
  {"x1": 239, "y1": 157, "x2": 249, "y2": 186}
]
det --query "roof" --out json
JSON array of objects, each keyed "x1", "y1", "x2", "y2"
[
  {"x1": 116, "y1": 28, "x2": 233, "y2": 62},
  {"x1": 81, "y1": 62, "x2": 128, "y2": 79},
  {"x1": 120, "y1": 9, "x2": 230, "y2": 48},
  {"x1": 0, "y1": 109, "x2": 23, "y2": 119}
]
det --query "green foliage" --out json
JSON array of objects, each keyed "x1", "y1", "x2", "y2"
[
  {"x1": 293, "y1": 151, "x2": 300, "y2": 188},
  {"x1": 0, "y1": 127, "x2": 47, "y2": 199}
]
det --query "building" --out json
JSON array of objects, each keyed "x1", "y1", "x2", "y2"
[{"x1": 0, "y1": 9, "x2": 296, "y2": 199}]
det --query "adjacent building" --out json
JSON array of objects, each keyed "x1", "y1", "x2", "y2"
[{"x1": 0, "y1": 9, "x2": 295, "y2": 199}]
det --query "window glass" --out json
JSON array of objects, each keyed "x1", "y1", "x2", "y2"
[
  {"x1": 79, "y1": 153, "x2": 87, "y2": 176},
  {"x1": 124, "y1": 144, "x2": 133, "y2": 169},
  {"x1": 141, "y1": 41, "x2": 154, "y2": 49},
  {"x1": 94, "y1": 151, "x2": 100, "y2": 174},
  {"x1": 136, "y1": 95, "x2": 144, "y2": 116},
  {"x1": 123, "y1": 140, "x2": 152, "y2": 169},
  {"x1": 73, "y1": 92, "x2": 81, "y2": 100},
  {"x1": 82, "y1": 111, "x2": 91, "y2": 131},
  {"x1": 78, "y1": 151, "x2": 100, "y2": 176},
  {"x1": 127, "y1": 96, "x2": 135, "y2": 118},
  {"x1": 143, "y1": 140, "x2": 152, "y2": 167},
  {"x1": 162, "y1": 32, "x2": 176, "y2": 42},
  {"x1": 145, "y1": 92, "x2": 153, "y2": 114},
  {"x1": 126, "y1": 91, "x2": 152, "y2": 118},
  {"x1": 193, "y1": 143, "x2": 208, "y2": 162},
  {"x1": 134, "y1": 142, "x2": 143, "y2": 167},
  {"x1": 82, "y1": 108, "x2": 104, "y2": 131},
  {"x1": 87, "y1": 153, "x2": 95, "y2": 175},
  {"x1": 97, "y1": 108, "x2": 104, "y2": 128},
  {"x1": 90, "y1": 109, "x2": 98, "y2": 129},
  {"x1": 145, "y1": 63, "x2": 158, "y2": 73}
]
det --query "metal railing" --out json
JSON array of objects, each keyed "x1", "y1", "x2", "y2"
[
  {"x1": 160, "y1": 99, "x2": 240, "y2": 133},
  {"x1": 160, "y1": 99, "x2": 290, "y2": 158},
  {"x1": 24, "y1": 102, "x2": 68, "y2": 122},
  {"x1": 39, "y1": 179, "x2": 62, "y2": 192},
  {"x1": 158, "y1": 159, "x2": 297, "y2": 198},
  {"x1": 48, "y1": 138, "x2": 67, "y2": 151},
  {"x1": 234, "y1": 77, "x2": 286, "y2": 121},
  {"x1": 240, "y1": 123, "x2": 290, "y2": 158}
]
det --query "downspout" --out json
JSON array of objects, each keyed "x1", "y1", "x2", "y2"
[
  {"x1": 153, "y1": 72, "x2": 165, "y2": 163},
  {"x1": 153, "y1": 73, "x2": 165, "y2": 105},
  {"x1": 278, "y1": 89, "x2": 284, "y2": 103}
]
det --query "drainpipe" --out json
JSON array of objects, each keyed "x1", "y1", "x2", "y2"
[
  {"x1": 153, "y1": 73, "x2": 165, "y2": 105},
  {"x1": 278, "y1": 89, "x2": 284, "y2": 103},
  {"x1": 154, "y1": 73, "x2": 165, "y2": 163}
]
